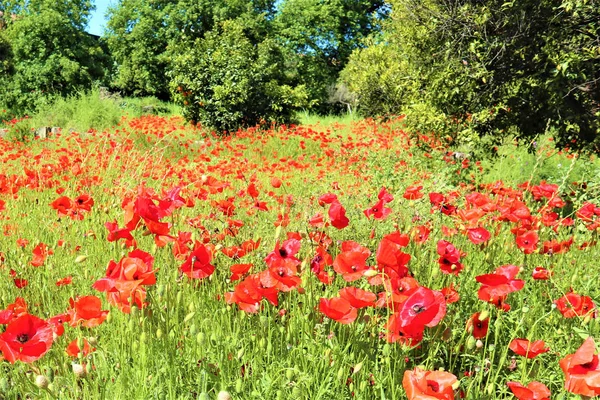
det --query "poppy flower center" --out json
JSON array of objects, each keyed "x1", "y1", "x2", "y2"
[
  {"x1": 279, "y1": 249, "x2": 288, "y2": 258},
  {"x1": 16, "y1": 333, "x2": 29, "y2": 344},
  {"x1": 412, "y1": 304, "x2": 425, "y2": 314},
  {"x1": 426, "y1": 380, "x2": 440, "y2": 392}
]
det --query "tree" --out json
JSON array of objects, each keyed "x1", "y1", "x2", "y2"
[
  {"x1": 275, "y1": 0, "x2": 389, "y2": 113},
  {"x1": 170, "y1": 19, "x2": 306, "y2": 133},
  {"x1": 0, "y1": 0, "x2": 109, "y2": 115},
  {"x1": 105, "y1": 0, "x2": 277, "y2": 99},
  {"x1": 347, "y1": 0, "x2": 599, "y2": 150}
]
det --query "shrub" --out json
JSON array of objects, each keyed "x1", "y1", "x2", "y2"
[{"x1": 170, "y1": 20, "x2": 306, "y2": 133}]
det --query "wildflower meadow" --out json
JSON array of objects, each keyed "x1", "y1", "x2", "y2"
[{"x1": 1, "y1": 114, "x2": 600, "y2": 399}]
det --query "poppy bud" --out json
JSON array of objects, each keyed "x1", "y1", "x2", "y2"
[
  {"x1": 466, "y1": 336, "x2": 476, "y2": 350},
  {"x1": 198, "y1": 393, "x2": 209, "y2": 400},
  {"x1": 72, "y1": 363, "x2": 86, "y2": 378},
  {"x1": 235, "y1": 378, "x2": 243, "y2": 393},
  {"x1": 217, "y1": 391, "x2": 232, "y2": 400},
  {"x1": 35, "y1": 375, "x2": 49, "y2": 389},
  {"x1": 74, "y1": 255, "x2": 87, "y2": 263}
]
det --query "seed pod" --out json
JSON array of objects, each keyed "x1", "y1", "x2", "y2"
[
  {"x1": 156, "y1": 329, "x2": 163, "y2": 339},
  {"x1": 35, "y1": 375, "x2": 49, "y2": 389},
  {"x1": 196, "y1": 332, "x2": 205, "y2": 345},
  {"x1": 217, "y1": 391, "x2": 232, "y2": 400},
  {"x1": 286, "y1": 369, "x2": 294, "y2": 381}
]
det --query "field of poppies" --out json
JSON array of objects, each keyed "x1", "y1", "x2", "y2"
[{"x1": 1, "y1": 114, "x2": 600, "y2": 399}]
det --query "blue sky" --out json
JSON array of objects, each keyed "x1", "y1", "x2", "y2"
[{"x1": 87, "y1": 0, "x2": 113, "y2": 36}]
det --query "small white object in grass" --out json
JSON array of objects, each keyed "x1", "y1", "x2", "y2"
[
  {"x1": 35, "y1": 375, "x2": 49, "y2": 389},
  {"x1": 217, "y1": 391, "x2": 232, "y2": 400}
]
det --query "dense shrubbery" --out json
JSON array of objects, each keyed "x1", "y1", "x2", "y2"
[
  {"x1": 0, "y1": 0, "x2": 109, "y2": 116},
  {"x1": 169, "y1": 21, "x2": 307, "y2": 133},
  {"x1": 341, "y1": 0, "x2": 600, "y2": 151}
]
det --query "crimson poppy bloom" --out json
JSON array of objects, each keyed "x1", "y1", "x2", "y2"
[
  {"x1": 31, "y1": 242, "x2": 52, "y2": 267},
  {"x1": 179, "y1": 241, "x2": 215, "y2": 280},
  {"x1": 467, "y1": 227, "x2": 491, "y2": 245},
  {"x1": 515, "y1": 231, "x2": 539, "y2": 254},
  {"x1": 476, "y1": 265, "x2": 525, "y2": 308},
  {"x1": 555, "y1": 291, "x2": 596, "y2": 319},
  {"x1": 403, "y1": 185, "x2": 423, "y2": 200},
  {"x1": 532, "y1": 267, "x2": 552, "y2": 280},
  {"x1": 506, "y1": 381, "x2": 550, "y2": 400},
  {"x1": 0, "y1": 297, "x2": 28, "y2": 325},
  {"x1": 66, "y1": 338, "x2": 95, "y2": 358},
  {"x1": 509, "y1": 339, "x2": 549, "y2": 359},
  {"x1": 402, "y1": 367, "x2": 457, "y2": 400},
  {"x1": 333, "y1": 241, "x2": 372, "y2": 281},
  {"x1": 0, "y1": 314, "x2": 54, "y2": 363},
  {"x1": 437, "y1": 240, "x2": 464, "y2": 275},
  {"x1": 230, "y1": 263, "x2": 253, "y2": 281},
  {"x1": 328, "y1": 200, "x2": 349, "y2": 229},
  {"x1": 319, "y1": 297, "x2": 357, "y2": 324},
  {"x1": 339, "y1": 287, "x2": 376, "y2": 308},
  {"x1": 560, "y1": 337, "x2": 600, "y2": 397},
  {"x1": 466, "y1": 312, "x2": 489, "y2": 339},
  {"x1": 68, "y1": 296, "x2": 109, "y2": 328}
]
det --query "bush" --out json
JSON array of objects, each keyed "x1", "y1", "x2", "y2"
[
  {"x1": 169, "y1": 20, "x2": 307, "y2": 133},
  {"x1": 340, "y1": 0, "x2": 600, "y2": 152}
]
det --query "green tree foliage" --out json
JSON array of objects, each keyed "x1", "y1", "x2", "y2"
[
  {"x1": 343, "y1": 0, "x2": 600, "y2": 150},
  {"x1": 339, "y1": 37, "x2": 412, "y2": 117},
  {"x1": 0, "y1": 0, "x2": 109, "y2": 115},
  {"x1": 275, "y1": 0, "x2": 388, "y2": 113},
  {"x1": 105, "y1": 0, "x2": 276, "y2": 99},
  {"x1": 170, "y1": 20, "x2": 306, "y2": 133}
]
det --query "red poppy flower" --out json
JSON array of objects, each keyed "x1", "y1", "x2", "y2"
[
  {"x1": 467, "y1": 227, "x2": 491, "y2": 245},
  {"x1": 437, "y1": 240, "x2": 464, "y2": 275},
  {"x1": 532, "y1": 267, "x2": 552, "y2": 280},
  {"x1": 441, "y1": 284, "x2": 460, "y2": 304},
  {"x1": 339, "y1": 287, "x2": 376, "y2": 308},
  {"x1": 74, "y1": 193, "x2": 94, "y2": 212},
  {"x1": 412, "y1": 225, "x2": 431, "y2": 245},
  {"x1": 402, "y1": 367, "x2": 457, "y2": 400},
  {"x1": 515, "y1": 231, "x2": 539, "y2": 254},
  {"x1": 333, "y1": 241, "x2": 372, "y2": 282},
  {"x1": 0, "y1": 314, "x2": 54, "y2": 363},
  {"x1": 506, "y1": 381, "x2": 550, "y2": 400},
  {"x1": 31, "y1": 242, "x2": 53, "y2": 267},
  {"x1": 555, "y1": 291, "x2": 596, "y2": 319},
  {"x1": 476, "y1": 265, "x2": 525, "y2": 308},
  {"x1": 270, "y1": 177, "x2": 282, "y2": 188},
  {"x1": 68, "y1": 296, "x2": 109, "y2": 328},
  {"x1": 56, "y1": 276, "x2": 73, "y2": 287},
  {"x1": 466, "y1": 312, "x2": 489, "y2": 339},
  {"x1": 560, "y1": 337, "x2": 600, "y2": 397},
  {"x1": 310, "y1": 246, "x2": 334, "y2": 284},
  {"x1": 0, "y1": 297, "x2": 28, "y2": 324},
  {"x1": 319, "y1": 297, "x2": 357, "y2": 324},
  {"x1": 265, "y1": 238, "x2": 301, "y2": 270},
  {"x1": 403, "y1": 185, "x2": 423, "y2": 200},
  {"x1": 179, "y1": 241, "x2": 215, "y2": 280},
  {"x1": 225, "y1": 274, "x2": 279, "y2": 313},
  {"x1": 376, "y1": 232, "x2": 411, "y2": 280},
  {"x1": 328, "y1": 200, "x2": 349, "y2": 229},
  {"x1": 230, "y1": 263, "x2": 253, "y2": 281},
  {"x1": 66, "y1": 338, "x2": 95, "y2": 358},
  {"x1": 47, "y1": 313, "x2": 70, "y2": 337},
  {"x1": 509, "y1": 339, "x2": 549, "y2": 359},
  {"x1": 364, "y1": 198, "x2": 392, "y2": 220}
]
